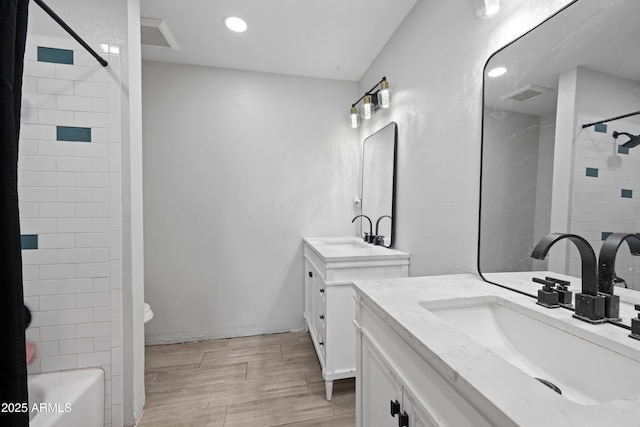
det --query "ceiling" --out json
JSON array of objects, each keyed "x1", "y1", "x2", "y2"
[
  {"x1": 139, "y1": 0, "x2": 417, "y2": 82},
  {"x1": 484, "y1": 0, "x2": 640, "y2": 117}
]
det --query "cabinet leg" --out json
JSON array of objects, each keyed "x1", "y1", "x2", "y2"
[{"x1": 325, "y1": 380, "x2": 334, "y2": 401}]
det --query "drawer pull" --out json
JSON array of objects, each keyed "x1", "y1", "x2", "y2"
[
  {"x1": 399, "y1": 411, "x2": 409, "y2": 427},
  {"x1": 319, "y1": 341, "x2": 324, "y2": 346},
  {"x1": 308, "y1": 271, "x2": 313, "y2": 278},
  {"x1": 319, "y1": 288, "x2": 325, "y2": 294},
  {"x1": 319, "y1": 314, "x2": 324, "y2": 320},
  {"x1": 390, "y1": 400, "x2": 400, "y2": 417}
]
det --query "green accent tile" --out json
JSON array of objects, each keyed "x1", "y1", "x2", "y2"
[
  {"x1": 618, "y1": 145, "x2": 630, "y2": 155},
  {"x1": 21, "y1": 234, "x2": 38, "y2": 250},
  {"x1": 585, "y1": 167, "x2": 598, "y2": 177},
  {"x1": 602, "y1": 232, "x2": 613, "y2": 241},
  {"x1": 37, "y1": 46, "x2": 74, "y2": 65},
  {"x1": 621, "y1": 189, "x2": 633, "y2": 198},
  {"x1": 57, "y1": 126, "x2": 91, "y2": 142},
  {"x1": 594, "y1": 123, "x2": 607, "y2": 133}
]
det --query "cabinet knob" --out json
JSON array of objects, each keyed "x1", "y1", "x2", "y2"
[
  {"x1": 319, "y1": 314, "x2": 324, "y2": 320},
  {"x1": 399, "y1": 411, "x2": 409, "y2": 427},
  {"x1": 308, "y1": 271, "x2": 313, "y2": 278},
  {"x1": 319, "y1": 341, "x2": 324, "y2": 346},
  {"x1": 390, "y1": 400, "x2": 401, "y2": 417},
  {"x1": 319, "y1": 288, "x2": 325, "y2": 294}
]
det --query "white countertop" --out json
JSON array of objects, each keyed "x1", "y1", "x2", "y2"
[
  {"x1": 353, "y1": 273, "x2": 640, "y2": 426},
  {"x1": 485, "y1": 271, "x2": 640, "y2": 323},
  {"x1": 303, "y1": 236, "x2": 410, "y2": 262}
]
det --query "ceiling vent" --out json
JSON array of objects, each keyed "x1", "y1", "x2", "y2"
[
  {"x1": 500, "y1": 84, "x2": 554, "y2": 102},
  {"x1": 141, "y1": 17, "x2": 180, "y2": 50}
]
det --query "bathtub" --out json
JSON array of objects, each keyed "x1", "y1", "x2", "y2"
[{"x1": 28, "y1": 368, "x2": 104, "y2": 427}]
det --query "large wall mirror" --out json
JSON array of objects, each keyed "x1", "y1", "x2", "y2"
[
  {"x1": 479, "y1": 0, "x2": 640, "y2": 306},
  {"x1": 360, "y1": 122, "x2": 397, "y2": 248}
]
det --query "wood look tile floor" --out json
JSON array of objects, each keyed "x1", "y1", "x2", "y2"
[{"x1": 139, "y1": 332, "x2": 355, "y2": 427}]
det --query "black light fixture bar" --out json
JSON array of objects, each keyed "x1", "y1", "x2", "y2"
[
  {"x1": 581, "y1": 110, "x2": 640, "y2": 129},
  {"x1": 34, "y1": 0, "x2": 109, "y2": 67},
  {"x1": 351, "y1": 77, "x2": 387, "y2": 107}
]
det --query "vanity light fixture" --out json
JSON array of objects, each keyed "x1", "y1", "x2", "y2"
[
  {"x1": 348, "y1": 77, "x2": 391, "y2": 128},
  {"x1": 377, "y1": 79, "x2": 391, "y2": 108},
  {"x1": 224, "y1": 16, "x2": 248, "y2": 33},
  {"x1": 350, "y1": 106, "x2": 360, "y2": 129},
  {"x1": 474, "y1": 0, "x2": 500, "y2": 19},
  {"x1": 362, "y1": 95, "x2": 374, "y2": 120},
  {"x1": 487, "y1": 66, "x2": 507, "y2": 77}
]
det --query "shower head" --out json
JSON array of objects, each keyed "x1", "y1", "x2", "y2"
[{"x1": 613, "y1": 131, "x2": 640, "y2": 149}]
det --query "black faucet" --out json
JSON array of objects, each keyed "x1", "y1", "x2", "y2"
[
  {"x1": 598, "y1": 233, "x2": 640, "y2": 319},
  {"x1": 531, "y1": 233, "x2": 605, "y2": 324},
  {"x1": 352, "y1": 215, "x2": 373, "y2": 243},
  {"x1": 374, "y1": 215, "x2": 392, "y2": 246}
]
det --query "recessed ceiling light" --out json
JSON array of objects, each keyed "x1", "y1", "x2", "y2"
[
  {"x1": 488, "y1": 66, "x2": 507, "y2": 78},
  {"x1": 224, "y1": 16, "x2": 247, "y2": 33}
]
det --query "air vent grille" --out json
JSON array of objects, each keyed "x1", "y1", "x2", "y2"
[
  {"x1": 141, "y1": 18, "x2": 179, "y2": 50},
  {"x1": 500, "y1": 84, "x2": 554, "y2": 103}
]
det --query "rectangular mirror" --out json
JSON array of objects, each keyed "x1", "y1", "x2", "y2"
[
  {"x1": 479, "y1": 0, "x2": 640, "y2": 306},
  {"x1": 360, "y1": 122, "x2": 397, "y2": 247}
]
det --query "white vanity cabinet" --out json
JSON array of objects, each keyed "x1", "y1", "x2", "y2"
[
  {"x1": 354, "y1": 291, "x2": 497, "y2": 427},
  {"x1": 359, "y1": 332, "x2": 435, "y2": 427},
  {"x1": 303, "y1": 236, "x2": 409, "y2": 400}
]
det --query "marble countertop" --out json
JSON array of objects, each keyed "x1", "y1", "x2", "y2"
[
  {"x1": 484, "y1": 271, "x2": 640, "y2": 324},
  {"x1": 353, "y1": 273, "x2": 640, "y2": 427},
  {"x1": 303, "y1": 236, "x2": 410, "y2": 262}
]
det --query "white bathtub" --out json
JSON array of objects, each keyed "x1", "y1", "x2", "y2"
[{"x1": 28, "y1": 369, "x2": 104, "y2": 427}]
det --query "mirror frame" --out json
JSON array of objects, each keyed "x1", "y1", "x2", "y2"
[
  {"x1": 360, "y1": 121, "x2": 398, "y2": 248},
  {"x1": 477, "y1": 0, "x2": 580, "y2": 299},
  {"x1": 478, "y1": 0, "x2": 640, "y2": 325}
]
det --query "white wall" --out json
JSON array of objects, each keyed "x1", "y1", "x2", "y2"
[
  {"x1": 533, "y1": 113, "x2": 556, "y2": 246},
  {"x1": 480, "y1": 108, "x2": 540, "y2": 272},
  {"x1": 23, "y1": 1, "x2": 144, "y2": 426},
  {"x1": 20, "y1": 33, "x2": 123, "y2": 427},
  {"x1": 142, "y1": 62, "x2": 360, "y2": 343},
  {"x1": 123, "y1": 0, "x2": 146, "y2": 423},
  {"x1": 561, "y1": 68, "x2": 640, "y2": 287},
  {"x1": 357, "y1": 0, "x2": 574, "y2": 276}
]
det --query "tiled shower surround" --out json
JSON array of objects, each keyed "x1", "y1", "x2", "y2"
[
  {"x1": 569, "y1": 115, "x2": 640, "y2": 290},
  {"x1": 19, "y1": 35, "x2": 123, "y2": 427}
]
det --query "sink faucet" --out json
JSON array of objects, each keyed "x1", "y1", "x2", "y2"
[
  {"x1": 374, "y1": 215, "x2": 392, "y2": 246},
  {"x1": 598, "y1": 233, "x2": 640, "y2": 319},
  {"x1": 352, "y1": 215, "x2": 373, "y2": 243},
  {"x1": 531, "y1": 233, "x2": 605, "y2": 324}
]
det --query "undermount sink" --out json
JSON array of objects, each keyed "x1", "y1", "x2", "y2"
[
  {"x1": 420, "y1": 296, "x2": 640, "y2": 405},
  {"x1": 317, "y1": 239, "x2": 371, "y2": 249}
]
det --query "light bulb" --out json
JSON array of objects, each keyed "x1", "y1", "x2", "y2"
[
  {"x1": 474, "y1": 0, "x2": 500, "y2": 19},
  {"x1": 377, "y1": 80, "x2": 391, "y2": 108},
  {"x1": 224, "y1": 16, "x2": 247, "y2": 32},
  {"x1": 487, "y1": 66, "x2": 507, "y2": 77},
  {"x1": 350, "y1": 106, "x2": 360, "y2": 128},
  {"x1": 361, "y1": 95, "x2": 373, "y2": 120}
]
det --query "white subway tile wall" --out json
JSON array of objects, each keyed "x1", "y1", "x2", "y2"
[
  {"x1": 20, "y1": 35, "x2": 123, "y2": 427},
  {"x1": 570, "y1": 114, "x2": 640, "y2": 290}
]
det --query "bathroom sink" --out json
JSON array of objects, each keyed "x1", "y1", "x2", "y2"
[
  {"x1": 316, "y1": 239, "x2": 371, "y2": 250},
  {"x1": 420, "y1": 296, "x2": 640, "y2": 405}
]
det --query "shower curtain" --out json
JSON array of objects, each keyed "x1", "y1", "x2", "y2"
[{"x1": 0, "y1": 1, "x2": 30, "y2": 426}]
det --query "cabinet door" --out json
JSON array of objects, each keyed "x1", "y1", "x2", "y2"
[
  {"x1": 304, "y1": 260, "x2": 314, "y2": 324},
  {"x1": 402, "y1": 387, "x2": 440, "y2": 427},
  {"x1": 313, "y1": 276, "x2": 326, "y2": 337},
  {"x1": 361, "y1": 337, "x2": 403, "y2": 427}
]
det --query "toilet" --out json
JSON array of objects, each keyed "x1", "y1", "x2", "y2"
[{"x1": 144, "y1": 303, "x2": 154, "y2": 324}]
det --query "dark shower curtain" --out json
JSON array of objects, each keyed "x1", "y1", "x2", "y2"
[{"x1": 0, "y1": 1, "x2": 30, "y2": 426}]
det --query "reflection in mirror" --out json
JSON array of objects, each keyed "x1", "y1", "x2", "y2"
[
  {"x1": 360, "y1": 122, "x2": 397, "y2": 248},
  {"x1": 479, "y1": 0, "x2": 640, "y2": 318}
]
